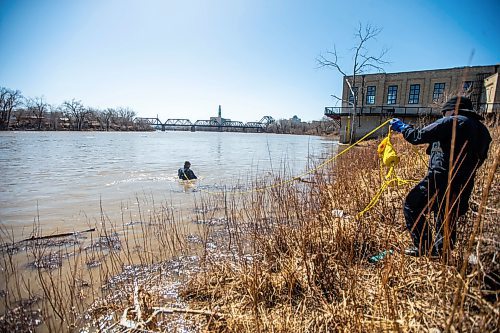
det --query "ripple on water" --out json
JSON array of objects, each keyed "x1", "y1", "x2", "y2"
[{"x1": 1, "y1": 131, "x2": 336, "y2": 239}]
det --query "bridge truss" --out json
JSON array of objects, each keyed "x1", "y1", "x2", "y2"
[{"x1": 135, "y1": 116, "x2": 275, "y2": 132}]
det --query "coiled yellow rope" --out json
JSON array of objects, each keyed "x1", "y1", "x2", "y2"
[{"x1": 356, "y1": 129, "x2": 418, "y2": 218}]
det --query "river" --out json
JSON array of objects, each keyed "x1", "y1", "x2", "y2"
[{"x1": 0, "y1": 131, "x2": 337, "y2": 240}]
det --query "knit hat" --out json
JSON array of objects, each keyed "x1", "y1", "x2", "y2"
[{"x1": 441, "y1": 96, "x2": 473, "y2": 113}]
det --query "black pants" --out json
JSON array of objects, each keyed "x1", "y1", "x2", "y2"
[{"x1": 403, "y1": 176, "x2": 468, "y2": 254}]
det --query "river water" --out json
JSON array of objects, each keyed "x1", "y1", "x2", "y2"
[{"x1": 0, "y1": 131, "x2": 337, "y2": 240}]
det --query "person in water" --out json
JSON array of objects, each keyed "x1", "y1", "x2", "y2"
[{"x1": 178, "y1": 161, "x2": 197, "y2": 180}]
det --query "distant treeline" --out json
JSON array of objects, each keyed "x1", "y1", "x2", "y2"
[
  {"x1": 265, "y1": 118, "x2": 339, "y2": 136},
  {"x1": 0, "y1": 86, "x2": 339, "y2": 135},
  {"x1": 0, "y1": 86, "x2": 150, "y2": 131}
]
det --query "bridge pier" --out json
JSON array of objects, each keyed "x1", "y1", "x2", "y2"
[
  {"x1": 338, "y1": 113, "x2": 440, "y2": 143},
  {"x1": 325, "y1": 107, "x2": 440, "y2": 144},
  {"x1": 339, "y1": 115, "x2": 390, "y2": 143}
]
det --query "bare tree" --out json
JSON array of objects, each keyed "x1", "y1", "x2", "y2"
[
  {"x1": 48, "y1": 105, "x2": 63, "y2": 130},
  {"x1": 100, "y1": 108, "x2": 116, "y2": 131},
  {"x1": 12, "y1": 108, "x2": 27, "y2": 128},
  {"x1": 317, "y1": 23, "x2": 388, "y2": 142},
  {"x1": 0, "y1": 87, "x2": 23, "y2": 130},
  {"x1": 62, "y1": 99, "x2": 89, "y2": 131},
  {"x1": 116, "y1": 107, "x2": 136, "y2": 129},
  {"x1": 26, "y1": 96, "x2": 50, "y2": 130},
  {"x1": 84, "y1": 107, "x2": 100, "y2": 130}
]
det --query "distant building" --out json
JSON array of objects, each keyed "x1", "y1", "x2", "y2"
[
  {"x1": 326, "y1": 64, "x2": 499, "y2": 143},
  {"x1": 290, "y1": 115, "x2": 301, "y2": 124},
  {"x1": 210, "y1": 105, "x2": 231, "y2": 124}
]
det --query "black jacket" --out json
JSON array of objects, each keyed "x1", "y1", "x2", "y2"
[
  {"x1": 401, "y1": 110, "x2": 491, "y2": 194},
  {"x1": 178, "y1": 168, "x2": 197, "y2": 180}
]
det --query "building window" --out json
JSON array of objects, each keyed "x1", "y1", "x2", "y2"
[
  {"x1": 348, "y1": 87, "x2": 358, "y2": 105},
  {"x1": 408, "y1": 84, "x2": 420, "y2": 104},
  {"x1": 463, "y1": 81, "x2": 473, "y2": 93},
  {"x1": 366, "y1": 86, "x2": 376, "y2": 105},
  {"x1": 433, "y1": 83, "x2": 445, "y2": 101},
  {"x1": 387, "y1": 85, "x2": 398, "y2": 105}
]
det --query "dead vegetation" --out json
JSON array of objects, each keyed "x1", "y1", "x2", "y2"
[{"x1": 180, "y1": 128, "x2": 499, "y2": 332}]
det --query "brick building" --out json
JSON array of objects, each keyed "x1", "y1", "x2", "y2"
[
  {"x1": 341, "y1": 65, "x2": 499, "y2": 111},
  {"x1": 326, "y1": 64, "x2": 499, "y2": 143}
]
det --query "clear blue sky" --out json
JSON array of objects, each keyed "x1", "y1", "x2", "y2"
[{"x1": 1, "y1": 0, "x2": 498, "y2": 122}]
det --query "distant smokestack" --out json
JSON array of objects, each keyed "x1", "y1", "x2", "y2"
[{"x1": 218, "y1": 105, "x2": 221, "y2": 118}]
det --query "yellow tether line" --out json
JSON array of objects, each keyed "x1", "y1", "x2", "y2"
[
  {"x1": 356, "y1": 129, "x2": 418, "y2": 218},
  {"x1": 356, "y1": 175, "x2": 417, "y2": 218},
  {"x1": 200, "y1": 119, "x2": 392, "y2": 195}
]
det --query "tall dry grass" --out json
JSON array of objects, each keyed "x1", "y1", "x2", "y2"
[{"x1": 181, "y1": 127, "x2": 499, "y2": 332}]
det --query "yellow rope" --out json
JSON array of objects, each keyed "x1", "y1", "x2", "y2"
[
  {"x1": 356, "y1": 128, "x2": 418, "y2": 218},
  {"x1": 200, "y1": 119, "x2": 392, "y2": 195}
]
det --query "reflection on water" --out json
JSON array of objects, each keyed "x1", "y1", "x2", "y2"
[{"x1": 0, "y1": 131, "x2": 337, "y2": 238}]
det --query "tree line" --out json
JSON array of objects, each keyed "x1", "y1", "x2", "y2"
[
  {"x1": 0, "y1": 86, "x2": 150, "y2": 131},
  {"x1": 266, "y1": 118, "x2": 338, "y2": 136},
  {"x1": 0, "y1": 86, "x2": 339, "y2": 135}
]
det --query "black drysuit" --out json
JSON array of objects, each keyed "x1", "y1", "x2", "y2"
[
  {"x1": 178, "y1": 167, "x2": 197, "y2": 180},
  {"x1": 401, "y1": 110, "x2": 491, "y2": 254}
]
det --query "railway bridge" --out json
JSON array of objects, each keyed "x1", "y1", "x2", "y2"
[{"x1": 134, "y1": 116, "x2": 275, "y2": 132}]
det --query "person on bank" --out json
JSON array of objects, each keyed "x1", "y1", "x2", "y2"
[
  {"x1": 178, "y1": 161, "x2": 197, "y2": 180},
  {"x1": 390, "y1": 96, "x2": 491, "y2": 257}
]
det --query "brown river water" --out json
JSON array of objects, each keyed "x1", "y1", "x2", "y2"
[{"x1": 0, "y1": 130, "x2": 337, "y2": 241}]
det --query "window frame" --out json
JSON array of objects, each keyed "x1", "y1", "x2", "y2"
[
  {"x1": 366, "y1": 86, "x2": 376, "y2": 105},
  {"x1": 387, "y1": 85, "x2": 398, "y2": 105},
  {"x1": 432, "y1": 82, "x2": 445, "y2": 101},
  {"x1": 408, "y1": 84, "x2": 420, "y2": 104},
  {"x1": 462, "y1": 81, "x2": 473, "y2": 92},
  {"x1": 348, "y1": 87, "x2": 359, "y2": 105}
]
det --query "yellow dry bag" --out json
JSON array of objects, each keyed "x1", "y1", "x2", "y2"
[{"x1": 377, "y1": 134, "x2": 399, "y2": 168}]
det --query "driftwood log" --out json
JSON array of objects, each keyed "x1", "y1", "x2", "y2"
[{"x1": 19, "y1": 228, "x2": 96, "y2": 243}]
